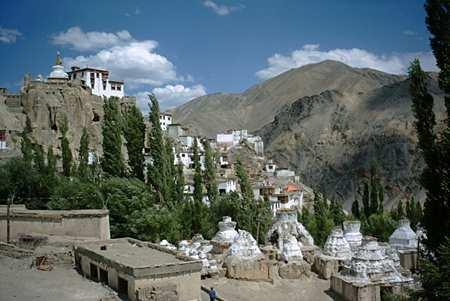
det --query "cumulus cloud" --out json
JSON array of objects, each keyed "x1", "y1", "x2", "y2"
[
  {"x1": 52, "y1": 27, "x2": 133, "y2": 51},
  {"x1": 136, "y1": 84, "x2": 207, "y2": 113},
  {"x1": 202, "y1": 0, "x2": 243, "y2": 16},
  {"x1": 64, "y1": 40, "x2": 178, "y2": 87},
  {"x1": 0, "y1": 27, "x2": 22, "y2": 43},
  {"x1": 256, "y1": 44, "x2": 438, "y2": 79}
]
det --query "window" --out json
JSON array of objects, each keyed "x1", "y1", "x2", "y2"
[
  {"x1": 111, "y1": 85, "x2": 116, "y2": 90},
  {"x1": 96, "y1": 73, "x2": 100, "y2": 78},
  {"x1": 0, "y1": 130, "x2": 6, "y2": 149},
  {"x1": 103, "y1": 81, "x2": 106, "y2": 90},
  {"x1": 117, "y1": 85, "x2": 121, "y2": 91},
  {"x1": 90, "y1": 263, "x2": 98, "y2": 281}
]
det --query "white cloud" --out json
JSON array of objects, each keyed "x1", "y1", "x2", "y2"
[
  {"x1": 52, "y1": 27, "x2": 133, "y2": 51},
  {"x1": 125, "y1": 7, "x2": 141, "y2": 17},
  {"x1": 0, "y1": 27, "x2": 22, "y2": 43},
  {"x1": 202, "y1": 0, "x2": 243, "y2": 16},
  {"x1": 402, "y1": 30, "x2": 417, "y2": 36},
  {"x1": 136, "y1": 84, "x2": 206, "y2": 113},
  {"x1": 256, "y1": 44, "x2": 438, "y2": 79},
  {"x1": 64, "y1": 40, "x2": 178, "y2": 87}
]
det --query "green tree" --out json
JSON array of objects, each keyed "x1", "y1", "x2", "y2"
[
  {"x1": 351, "y1": 199, "x2": 361, "y2": 219},
  {"x1": 192, "y1": 138, "x2": 203, "y2": 204},
  {"x1": 330, "y1": 199, "x2": 345, "y2": 226},
  {"x1": 46, "y1": 147, "x2": 56, "y2": 177},
  {"x1": 146, "y1": 94, "x2": 168, "y2": 204},
  {"x1": 311, "y1": 192, "x2": 335, "y2": 246},
  {"x1": 21, "y1": 116, "x2": 33, "y2": 166},
  {"x1": 59, "y1": 115, "x2": 73, "y2": 177},
  {"x1": 123, "y1": 105, "x2": 145, "y2": 180},
  {"x1": 361, "y1": 181, "x2": 371, "y2": 218},
  {"x1": 77, "y1": 127, "x2": 90, "y2": 180},
  {"x1": 203, "y1": 139, "x2": 218, "y2": 204},
  {"x1": 362, "y1": 213, "x2": 396, "y2": 242},
  {"x1": 102, "y1": 97, "x2": 125, "y2": 177}
]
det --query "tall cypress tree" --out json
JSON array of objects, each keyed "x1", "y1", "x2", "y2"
[
  {"x1": 191, "y1": 137, "x2": 210, "y2": 236},
  {"x1": 203, "y1": 139, "x2": 218, "y2": 204},
  {"x1": 147, "y1": 94, "x2": 167, "y2": 204},
  {"x1": 59, "y1": 115, "x2": 73, "y2": 177},
  {"x1": 78, "y1": 127, "x2": 90, "y2": 180},
  {"x1": 192, "y1": 138, "x2": 203, "y2": 204},
  {"x1": 351, "y1": 199, "x2": 361, "y2": 219},
  {"x1": 46, "y1": 147, "x2": 56, "y2": 177},
  {"x1": 361, "y1": 181, "x2": 371, "y2": 218},
  {"x1": 21, "y1": 116, "x2": 33, "y2": 166},
  {"x1": 124, "y1": 105, "x2": 145, "y2": 180},
  {"x1": 101, "y1": 97, "x2": 125, "y2": 177}
]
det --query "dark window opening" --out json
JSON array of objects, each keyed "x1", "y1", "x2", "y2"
[
  {"x1": 90, "y1": 263, "x2": 98, "y2": 281},
  {"x1": 99, "y1": 268, "x2": 108, "y2": 284},
  {"x1": 92, "y1": 111, "x2": 100, "y2": 122},
  {"x1": 118, "y1": 277, "x2": 128, "y2": 299},
  {"x1": 117, "y1": 85, "x2": 122, "y2": 91},
  {"x1": 219, "y1": 189, "x2": 226, "y2": 194},
  {"x1": 0, "y1": 130, "x2": 6, "y2": 141}
]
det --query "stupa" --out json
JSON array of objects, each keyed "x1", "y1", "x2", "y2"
[
  {"x1": 389, "y1": 219, "x2": 418, "y2": 250},
  {"x1": 280, "y1": 234, "x2": 303, "y2": 262},
  {"x1": 340, "y1": 240, "x2": 412, "y2": 284},
  {"x1": 343, "y1": 220, "x2": 363, "y2": 250},
  {"x1": 212, "y1": 216, "x2": 239, "y2": 243},
  {"x1": 266, "y1": 208, "x2": 314, "y2": 249},
  {"x1": 228, "y1": 230, "x2": 262, "y2": 259},
  {"x1": 323, "y1": 227, "x2": 352, "y2": 260},
  {"x1": 48, "y1": 52, "x2": 68, "y2": 81}
]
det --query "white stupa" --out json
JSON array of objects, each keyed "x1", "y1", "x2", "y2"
[
  {"x1": 389, "y1": 219, "x2": 418, "y2": 250},
  {"x1": 48, "y1": 52, "x2": 68, "y2": 80}
]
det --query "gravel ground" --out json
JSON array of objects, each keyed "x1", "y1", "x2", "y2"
[
  {"x1": 0, "y1": 256, "x2": 119, "y2": 301},
  {"x1": 202, "y1": 275, "x2": 337, "y2": 301}
]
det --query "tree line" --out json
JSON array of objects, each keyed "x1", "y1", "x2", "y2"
[{"x1": 0, "y1": 94, "x2": 272, "y2": 244}]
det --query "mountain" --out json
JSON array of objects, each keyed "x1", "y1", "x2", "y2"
[
  {"x1": 173, "y1": 61, "x2": 445, "y2": 208},
  {"x1": 172, "y1": 60, "x2": 404, "y2": 136}
]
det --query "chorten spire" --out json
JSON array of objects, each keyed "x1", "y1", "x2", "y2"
[{"x1": 55, "y1": 51, "x2": 63, "y2": 66}]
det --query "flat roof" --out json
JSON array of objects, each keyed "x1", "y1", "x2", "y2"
[
  {"x1": 0, "y1": 206, "x2": 109, "y2": 219},
  {"x1": 68, "y1": 67, "x2": 108, "y2": 73},
  {"x1": 78, "y1": 239, "x2": 182, "y2": 268},
  {"x1": 75, "y1": 238, "x2": 202, "y2": 278}
]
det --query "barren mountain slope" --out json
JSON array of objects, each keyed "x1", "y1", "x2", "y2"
[
  {"x1": 172, "y1": 60, "x2": 404, "y2": 136},
  {"x1": 256, "y1": 74, "x2": 445, "y2": 209}
]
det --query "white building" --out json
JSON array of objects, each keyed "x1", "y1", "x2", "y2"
[
  {"x1": 159, "y1": 113, "x2": 173, "y2": 131},
  {"x1": 218, "y1": 179, "x2": 237, "y2": 194},
  {"x1": 67, "y1": 67, "x2": 124, "y2": 98}
]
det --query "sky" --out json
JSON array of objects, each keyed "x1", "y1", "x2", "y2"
[{"x1": 0, "y1": 0, "x2": 438, "y2": 112}]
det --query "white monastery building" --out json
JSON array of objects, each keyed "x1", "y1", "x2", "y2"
[{"x1": 68, "y1": 66, "x2": 124, "y2": 98}]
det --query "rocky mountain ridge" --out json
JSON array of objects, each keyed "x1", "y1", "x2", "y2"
[{"x1": 173, "y1": 61, "x2": 445, "y2": 208}]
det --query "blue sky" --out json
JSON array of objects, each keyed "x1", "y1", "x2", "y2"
[{"x1": 0, "y1": 0, "x2": 437, "y2": 111}]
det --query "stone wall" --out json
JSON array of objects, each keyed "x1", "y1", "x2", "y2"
[
  {"x1": 331, "y1": 276, "x2": 381, "y2": 301},
  {"x1": 0, "y1": 205, "x2": 110, "y2": 241}
]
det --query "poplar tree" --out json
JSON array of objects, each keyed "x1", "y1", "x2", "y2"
[
  {"x1": 46, "y1": 147, "x2": 56, "y2": 177},
  {"x1": 21, "y1": 116, "x2": 33, "y2": 166},
  {"x1": 124, "y1": 105, "x2": 145, "y2": 180},
  {"x1": 101, "y1": 97, "x2": 125, "y2": 177},
  {"x1": 147, "y1": 94, "x2": 167, "y2": 204},
  {"x1": 78, "y1": 127, "x2": 90, "y2": 180},
  {"x1": 59, "y1": 115, "x2": 73, "y2": 177},
  {"x1": 203, "y1": 139, "x2": 218, "y2": 204},
  {"x1": 351, "y1": 199, "x2": 361, "y2": 219},
  {"x1": 192, "y1": 138, "x2": 203, "y2": 204},
  {"x1": 190, "y1": 138, "x2": 210, "y2": 236}
]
